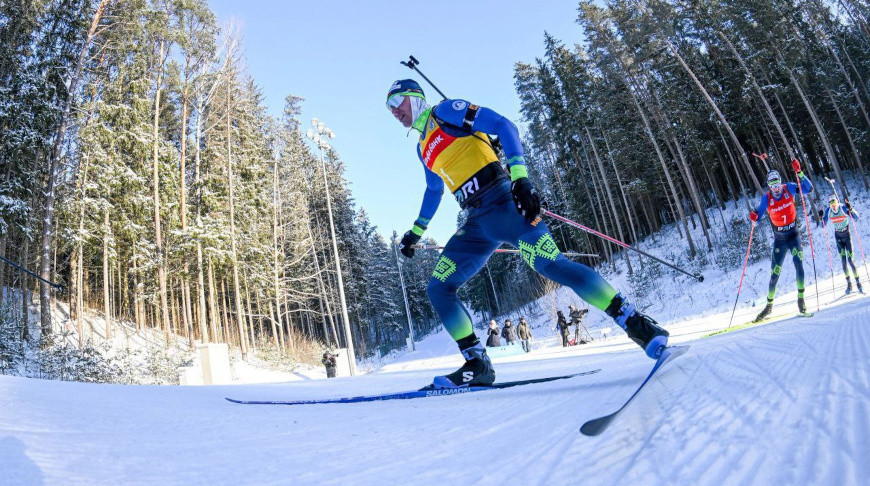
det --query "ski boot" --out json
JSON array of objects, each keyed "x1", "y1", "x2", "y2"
[
  {"x1": 798, "y1": 296, "x2": 807, "y2": 315},
  {"x1": 754, "y1": 300, "x2": 773, "y2": 322},
  {"x1": 430, "y1": 338, "x2": 495, "y2": 389},
  {"x1": 606, "y1": 294, "x2": 669, "y2": 359},
  {"x1": 857, "y1": 279, "x2": 865, "y2": 295},
  {"x1": 845, "y1": 278, "x2": 853, "y2": 295}
]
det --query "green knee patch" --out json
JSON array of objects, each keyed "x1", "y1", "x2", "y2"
[
  {"x1": 772, "y1": 265, "x2": 782, "y2": 276},
  {"x1": 432, "y1": 256, "x2": 457, "y2": 282},
  {"x1": 791, "y1": 248, "x2": 803, "y2": 260},
  {"x1": 518, "y1": 234, "x2": 560, "y2": 269}
]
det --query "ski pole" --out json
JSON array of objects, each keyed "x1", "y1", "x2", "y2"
[
  {"x1": 820, "y1": 220, "x2": 836, "y2": 293},
  {"x1": 412, "y1": 245, "x2": 599, "y2": 259},
  {"x1": 845, "y1": 201, "x2": 870, "y2": 282},
  {"x1": 0, "y1": 253, "x2": 63, "y2": 289},
  {"x1": 542, "y1": 209, "x2": 704, "y2": 282},
  {"x1": 794, "y1": 168, "x2": 820, "y2": 311},
  {"x1": 728, "y1": 221, "x2": 755, "y2": 328},
  {"x1": 825, "y1": 177, "x2": 870, "y2": 282},
  {"x1": 817, "y1": 179, "x2": 837, "y2": 291}
]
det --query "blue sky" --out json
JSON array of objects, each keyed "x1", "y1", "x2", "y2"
[{"x1": 208, "y1": 0, "x2": 582, "y2": 245}]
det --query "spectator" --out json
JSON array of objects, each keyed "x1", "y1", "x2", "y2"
[
  {"x1": 517, "y1": 317, "x2": 532, "y2": 353},
  {"x1": 569, "y1": 305, "x2": 591, "y2": 345},
  {"x1": 555, "y1": 311, "x2": 571, "y2": 347},
  {"x1": 486, "y1": 320, "x2": 501, "y2": 347},
  {"x1": 502, "y1": 319, "x2": 517, "y2": 345},
  {"x1": 321, "y1": 350, "x2": 337, "y2": 378}
]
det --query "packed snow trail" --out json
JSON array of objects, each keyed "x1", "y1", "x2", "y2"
[{"x1": 2, "y1": 297, "x2": 869, "y2": 485}]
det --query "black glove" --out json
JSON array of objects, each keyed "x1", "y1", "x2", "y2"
[
  {"x1": 399, "y1": 229, "x2": 421, "y2": 258},
  {"x1": 845, "y1": 201, "x2": 853, "y2": 212},
  {"x1": 817, "y1": 209, "x2": 824, "y2": 220},
  {"x1": 511, "y1": 177, "x2": 541, "y2": 221}
]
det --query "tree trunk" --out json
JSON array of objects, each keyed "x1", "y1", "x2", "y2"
[
  {"x1": 780, "y1": 57, "x2": 848, "y2": 197},
  {"x1": 103, "y1": 208, "x2": 111, "y2": 340},
  {"x1": 718, "y1": 32, "x2": 798, "y2": 162},
  {"x1": 826, "y1": 86, "x2": 869, "y2": 190},
  {"x1": 151, "y1": 36, "x2": 171, "y2": 346},
  {"x1": 271, "y1": 152, "x2": 284, "y2": 354},
  {"x1": 662, "y1": 37, "x2": 761, "y2": 192},
  {"x1": 625, "y1": 80, "x2": 696, "y2": 256},
  {"x1": 585, "y1": 127, "x2": 632, "y2": 274},
  {"x1": 221, "y1": 58, "x2": 248, "y2": 357},
  {"x1": 21, "y1": 235, "x2": 30, "y2": 341},
  {"x1": 39, "y1": 0, "x2": 108, "y2": 343},
  {"x1": 601, "y1": 130, "x2": 639, "y2": 245},
  {"x1": 207, "y1": 257, "x2": 220, "y2": 342}
]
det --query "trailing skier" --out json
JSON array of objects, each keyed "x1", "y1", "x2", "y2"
[
  {"x1": 821, "y1": 194, "x2": 863, "y2": 294},
  {"x1": 386, "y1": 79, "x2": 669, "y2": 388},
  {"x1": 749, "y1": 160, "x2": 814, "y2": 322}
]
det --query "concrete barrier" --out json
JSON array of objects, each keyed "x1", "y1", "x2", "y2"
[
  {"x1": 178, "y1": 366, "x2": 204, "y2": 386},
  {"x1": 197, "y1": 343, "x2": 232, "y2": 385}
]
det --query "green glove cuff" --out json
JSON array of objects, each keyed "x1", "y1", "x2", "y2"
[
  {"x1": 411, "y1": 224, "x2": 426, "y2": 237},
  {"x1": 509, "y1": 164, "x2": 529, "y2": 182}
]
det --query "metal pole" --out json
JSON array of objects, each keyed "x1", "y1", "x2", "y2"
[
  {"x1": 484, "y1": 262, "x2": 501, "y2": 316},
  {"x1": 393, "y1": 242, "x2": 416, "y2": 351},
  {"x1": 314, "y1": 134, "x2": 356, "y2": 375}
]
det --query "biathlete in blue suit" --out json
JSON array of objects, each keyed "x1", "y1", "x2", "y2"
[
  {"x1": 385, "y1": 79, "x2": 669, "y2": 388},
  {"x1": 749, "y1": 160, "x2": 814, "y2": 321},
  {"x1": 821, "y1": 194, "x2": 863, "y2": 294}
]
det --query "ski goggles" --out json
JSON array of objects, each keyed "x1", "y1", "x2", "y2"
[
  {"x1": 386, "y1": 91, "x2": 424, "y2": 111},
  {"x1": 768, "y1": 180, "x2": 783, "y2": 192},
  {"x1": 386, "y1": 94, "x2": 404, "y2": 110}
]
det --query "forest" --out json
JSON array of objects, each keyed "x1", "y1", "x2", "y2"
[{"x1": 1, "y1": 0, "x2": 869, "y2": 373}]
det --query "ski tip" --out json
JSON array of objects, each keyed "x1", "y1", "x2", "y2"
[{"x1": 580, "y1": 415, "x2": 614, "y2": 436}]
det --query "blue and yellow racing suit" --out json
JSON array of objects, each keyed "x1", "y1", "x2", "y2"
[
  {"x1": 824, "y1": 204, "x2": 860, "y2": 279},
  {"x1": 411, "y1": 99, "x2": 619, "y2": 343}
]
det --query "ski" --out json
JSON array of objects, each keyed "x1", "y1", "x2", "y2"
[
  {"x1": 580, "y1": 346, "x2": 689, "y2": 436},
  {"x1": 226, "y1": 369, "x2": 600, "y2": 406},
  {"x1": 832, "y1": 291, "x2": 864, "y2": 304},
  {"x1": 705, "y1": 311, "x2": 814, "y2": 338}
]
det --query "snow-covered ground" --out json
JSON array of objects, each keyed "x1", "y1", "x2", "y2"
[
  {"x1": 2, "y1": 178, "x2": 869, "y2": 485},
  {"x1": 2, "y1": 291, "x2": 868, "y2": 485}
]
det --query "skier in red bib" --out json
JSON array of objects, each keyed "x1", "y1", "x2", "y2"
[{"x1": 749, "y1": 160, "x2": 814, "y2": 321}]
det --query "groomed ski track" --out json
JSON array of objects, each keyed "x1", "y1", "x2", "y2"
[{"x1": 2, "y1": 296, "x2": 869, "y2": 486}]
